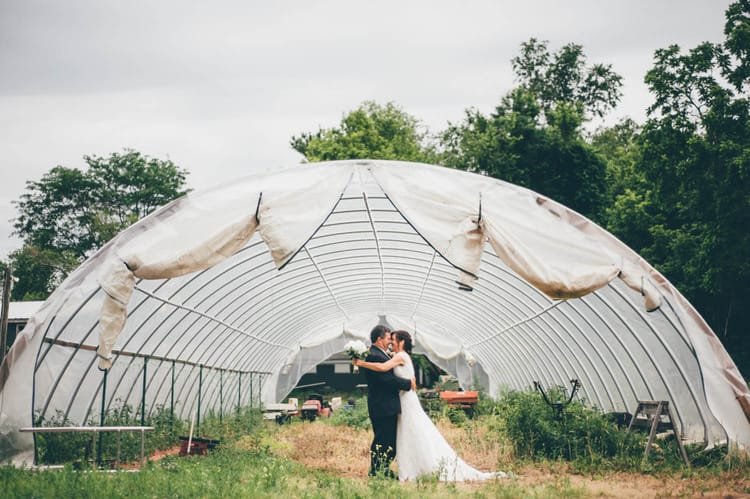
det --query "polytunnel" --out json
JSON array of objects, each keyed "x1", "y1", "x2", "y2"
[{"x1": 1, "y1": 160, "x2": 749, "y2": 462}]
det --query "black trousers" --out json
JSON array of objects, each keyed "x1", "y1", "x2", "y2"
[{"x1": 369, "y1": 414, "x2": 398, "y2": 476}]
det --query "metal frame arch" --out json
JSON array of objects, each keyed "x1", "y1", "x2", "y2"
[
  {"x1": 586, "y1": 291, "x2": 693, "y2": 432},
  {"x1": 464, "y1": 261, "x2": 615, "y2": 408},
  {"x1": 604, "y1": 282, "x2": 710, "y2": 436},
  {"x1": 43, "y1": 242, "x2": 272, "y2": 422},
  {"x1": 474, "y1": 255, "x2": 641, "y2": 403},
  {"x1": 14, "y1": 160, "x2": 746, "y2": 460}
]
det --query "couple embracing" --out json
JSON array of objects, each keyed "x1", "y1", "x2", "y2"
[{"x1": 356, "y1": 325, "x2": 505, "y2": 482}]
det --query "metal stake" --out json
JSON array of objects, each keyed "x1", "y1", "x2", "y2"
[
  {"x1": 170, "y1": 360, "x2": 175, "y2": 431},
  {"x1": 197, "y1": 365, "x2": 202, "y2": 435},
  {"x1": 237, "y1": 372, "x2": 242, "y2": 415},
  {"x1": 98, "y1": 368, "x2": 108, "y2": 467},
  {"x1": 141, "y1": 357, "x2": 147, "y2": 426}
]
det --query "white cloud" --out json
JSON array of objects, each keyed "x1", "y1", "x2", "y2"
[{"x1": 0, "y1": 0, "x2": 732, "y2": 259}]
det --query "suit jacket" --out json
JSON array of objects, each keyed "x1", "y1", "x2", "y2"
[{"x1": 363, "y1": 345, "x2": 412, "y2": 418}]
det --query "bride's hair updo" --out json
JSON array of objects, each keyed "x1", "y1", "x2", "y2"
[{"x1": 393, "y1": 330, "x2": 413, "y2": 354}]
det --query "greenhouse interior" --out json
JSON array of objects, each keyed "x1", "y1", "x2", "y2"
[{"x1": 1, "y1": 159, "x2": 748, "y2": 463}]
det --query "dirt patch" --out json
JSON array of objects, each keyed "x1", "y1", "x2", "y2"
[
  {"x1": 272, "y1": 421, "x2": 370, "y2": 478},
  {"x1": 116, "y1": 445, "x2": 183, "y2": 470},
  {"x1": 270, "y1": 420, "x2": 750, "y2": 497},
  {"x1": 149, "y1": 445, "x2": 182, "y2": 461}
]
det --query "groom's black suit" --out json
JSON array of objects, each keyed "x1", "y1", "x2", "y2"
[{"x1": 364, "y1": 345, "x2": 412, "y2": 477}]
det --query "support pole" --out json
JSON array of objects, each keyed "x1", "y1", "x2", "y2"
[
  {"x1": 219, "y1": 370, "x2": 223, "y2": 423},
  {"x1": 237, "y1": 372, "x2": 242, "y2": 415},
  {"x1": 170, "y1": 360, "x2": 175, "y2": 432},
  {"x1": 141, "y1": 357, "x2": 148, "y2": 426},
  {"x1": 249, "y1": 372, "x2": 254, "y2": 409},
  {"x1": 259, "y1": 373, "x2": 265, "y2": 409},
  {"x1": 97, "y1": 369, "x2": 108, "y2": 467},
  {"x1": 197, "y1": 365, "x2": 203, "y2": 435},
  {"x1": 0, "y1": 266, "x2": 11, "y2": 362}
]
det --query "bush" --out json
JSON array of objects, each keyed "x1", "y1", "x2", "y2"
[
  {"x1": 490, "y1": 389, "x2": 646, "y2": 468},
  {"x1": 199, "y1": 406, "x2": 263, "y2": 442},
  {"x1": 443, "y1": 405, "x2": 468, "y2": 425},
  {"x1": 328, "y1": 397, "x2": 371, "y2": 430},
  {"x1": 33, "y1": 403, "x2": 261, "y2": 466},
  {"x1": 34, "y1": 410, "x2": 94, "y2": 465},
  {"x1": 418, "y1": 391, "x2": 445, "y2": 417}
]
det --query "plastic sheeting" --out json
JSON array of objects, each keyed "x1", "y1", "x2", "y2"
[{"x1": 0, "y1": 160, "x2": 748, "y2": 462}]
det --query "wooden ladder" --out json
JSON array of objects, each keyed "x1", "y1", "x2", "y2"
[{"x1": 627, "y1": 400, "x2": 690, "y2": 467}]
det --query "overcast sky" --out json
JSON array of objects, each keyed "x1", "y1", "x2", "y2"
[{"x1": 0, "y1": 0, "x2": 732, "y2": 260}]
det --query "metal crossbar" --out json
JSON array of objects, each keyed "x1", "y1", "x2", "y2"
[{"x1": 42, "y1": 337, "x2": 271, "y2": 376}]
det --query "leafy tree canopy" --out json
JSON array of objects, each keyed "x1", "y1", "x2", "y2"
[
  {"x1": 602, "y1": 0, "x2": 750, "y2": 373},
  {"x1": 512, "y1": 38, "x2": 623, "y2": 120},
  {"x1": 438, "y1": 38, "x2": 618, "y2": 222},
  {"x1": 638, "y1": 1, "x2": 750, "y2": 301},
  {"x1": 591, "y1": 118, "x2": 654, "y2": 250},
  {"x1": 10, "y1": 149, "x2": 189, "y2": 299},
  {"x1": 290, "y1": 101, "x2": 436, "y2": 163}
]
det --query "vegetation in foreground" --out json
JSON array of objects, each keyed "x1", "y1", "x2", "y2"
[
  {"x1": 328, "y1": 390, "x2": 748, "y2": 475},
  {"x1": 34, "y1": 404, "x2": 262, "y2": 466},
  {"x1": 6, "y1": 388, "x2": 748, "y2": 498},
  {"x1": 0, "y1": 442, "x2": 593, "y2": 499}
]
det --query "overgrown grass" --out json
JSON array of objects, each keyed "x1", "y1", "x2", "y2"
[
  {"x1": 327, "y1": 396, "x2": 371, "y2": 430},
  {"x1": 328, "y1": 388, "x2": 750, "y2": 475},
  {"x1": 487, "y1": 389, "x2": 646, "y2": 469},
  {"x1": 5, "y1": 393, "x2": 750, "y2": 498},
  {"x1": 34, "y1": 404, "x2": 262, "y2": 466},
  {"x1": 482, "y1": 388, "x2": 750, "y2": 474},
  {"x1": 1, "y1": 434, "x2": 589, "y2": 498}
]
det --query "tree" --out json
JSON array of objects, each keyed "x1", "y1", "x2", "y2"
[
  {"x1": 511, "y1": 38, "x2": 623, "y2": 120},
  {"x1": 5, "y1": 245, "x2": 82, "y2": 301},
  {"x1": 440, "y1": 84, "x2": 610, "y2": 222},
  {"x1": 631, "y1": 0, "x2": 750, "y2": 375},
  {"x1": 291, "y1": 101, "x2": 436, "y2": 163},
  {"x1": 591, "y1": 119, "x2": 655, "y2": 251},
  {"x1": 11, "y1": 150, "x2": 189, "y2": 299}
]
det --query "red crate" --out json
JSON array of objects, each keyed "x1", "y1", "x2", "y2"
[{"x1": 439, "y1": 390, "x2": 479, "y2": 405}]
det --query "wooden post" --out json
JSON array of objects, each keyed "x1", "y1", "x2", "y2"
[
  {"x1": 0, "y1": 266, "x2": 11, "y2": 361},
  {"x1": 667, "y1": 404, "x2": 691, "y2": 467},
  {"x1": 642, "y1": 401, "x2": 663, "y2": 463},
  {"x1": 629, "y1": 400, "x2": 690, "y2": 468}
]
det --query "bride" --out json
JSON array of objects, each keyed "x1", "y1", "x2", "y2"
[{"x1": 355, "y1": 330, "x2": 505, "y2": 481}]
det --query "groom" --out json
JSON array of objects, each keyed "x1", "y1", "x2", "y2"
[{"x1": 363, "y1": 325, "x2": 415, "y2": 478}]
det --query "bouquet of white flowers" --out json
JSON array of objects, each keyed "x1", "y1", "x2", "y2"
[{"x1": 344, "y1": 340, "x2": 368, "y2": 373}]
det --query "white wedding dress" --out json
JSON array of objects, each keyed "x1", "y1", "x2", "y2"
[{"x1": 393, "y1": 351, "x2": 505, "y2": 482}]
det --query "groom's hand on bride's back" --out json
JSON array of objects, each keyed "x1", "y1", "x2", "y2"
[{"x1": 411, "y1": 378, "x2": 417, "y2": 391}]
